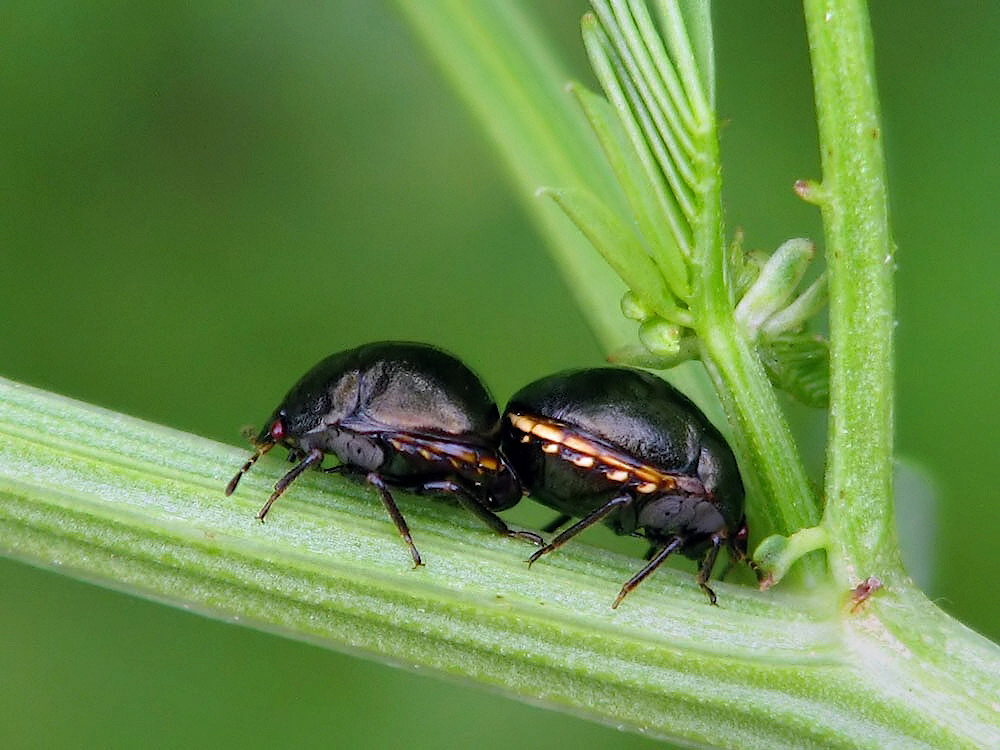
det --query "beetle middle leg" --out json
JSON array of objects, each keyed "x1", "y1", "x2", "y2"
[
  {"x1": 366, "y1": 472, "x2": 423, "y2": 568},
  {"x1": 418, "y1": 479, "x2": 542, "y2": 546}
]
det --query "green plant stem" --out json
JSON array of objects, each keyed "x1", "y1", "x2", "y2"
[
  {"x1": 803, "y1": 0, "x2": 899, "y2": 586},
  {"x1": 798, "y1": 3, "x2": 1000, "y2": 741},
  {"x1": 689, "y1": 124, "x2": 822, "y2": 559},
  {"x1": 3, "y1": 377, "x2": 1000, "y2": 747}
]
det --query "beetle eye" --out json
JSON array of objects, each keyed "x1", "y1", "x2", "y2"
[{"x1": 270, "y1": 418, "x2": 286, "y2": 442}]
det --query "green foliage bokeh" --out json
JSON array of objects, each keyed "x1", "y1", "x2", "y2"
[{"x1": 2, "y1": 2, "x2": 998, "y2": 748}]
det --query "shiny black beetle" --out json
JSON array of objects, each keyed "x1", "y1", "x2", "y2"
[
  {"x1": 502, "y1": 367, "x2": 754, "y2": 607},
  {"x1": 226, "y1": 342, "x2": 540, "y2": 565}
]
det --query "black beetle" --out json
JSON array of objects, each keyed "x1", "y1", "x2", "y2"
[
  {"x1": 226, "y1": 341, "x2": 541, "y2": 565},
  {"x1": 502, "y1": 367, "x2": 755, "y2": 607}
]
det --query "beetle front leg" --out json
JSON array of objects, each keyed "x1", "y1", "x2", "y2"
[{"x1": 366, "y1": 473, "x2": 423, "y2": 568}]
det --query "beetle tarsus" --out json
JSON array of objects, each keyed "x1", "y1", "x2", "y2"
[{"x1": 226, "y1": 442, "x2": 274, "y2": 496}]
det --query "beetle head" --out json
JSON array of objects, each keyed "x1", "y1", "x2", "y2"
[{"x1": 483, "y1": 454, "x2": 523, "y2": 511}]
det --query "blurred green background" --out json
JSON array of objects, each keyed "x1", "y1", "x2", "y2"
[{"x1": 2, "y1": 2, "x2": 998, "y2": 748}]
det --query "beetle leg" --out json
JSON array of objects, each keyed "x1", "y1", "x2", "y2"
[
  {"x1": 612, "y1": 535, "x2": 685, "y2": 609},
  {"x1": 694, "y1": 535, "x2": 724, "y2": 606},
  {"x1": 366, "y1": 473, "x2": 423, "y2": 568},
  {"x1": 256, "y1": 448, "x2": 324, "y2": 521},
  {"x1": 717, "y1": 526, "x2": 762, "y2": 584},
  {"x1": 528, "y1": 493, "x2": 633, "y2": 566},
  {"x1": 716, "y1": 556, "x2": 735, "y2": 582},
  {"x1": 541, "y1": 513, "x2": 573, "y2": 534},
  {"x1": 419, "y1": 479, "x2": 543, "y2": 546}
]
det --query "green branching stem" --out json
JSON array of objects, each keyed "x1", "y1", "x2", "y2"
[
  {"x1": 802, "y1": 0, "x2": 900, "y2": 587},
  {"x1": 687, "y1": 105, "x2": 823, "y2": 560}
]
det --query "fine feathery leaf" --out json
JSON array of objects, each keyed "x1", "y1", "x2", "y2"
[
  {"x1": 539, "y1": 186, "x2": 678, "y2": 320},
  {"x1": 582, "y1": 12, "x2": 693, "y2": 261},
  {"x1": 655, "y1": 0, "x2": 712, "y2": 121},
  {"x1": 568, "y1": 81, "x2": 690, "y2": 302},
  {"x1": 670, "y1": 0, "x2": 714, "y2": 110},
  {"x1": 593, "y1": 1, "x2": 699, "y2": 196}
]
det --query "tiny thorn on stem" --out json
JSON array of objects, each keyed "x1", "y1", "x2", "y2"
[
  {"x1": 848, "y1": 576, "x2": 883, "y2": 613},
  {"x1": 794, "y1": 179, "x2": 825, "y2": 204}
]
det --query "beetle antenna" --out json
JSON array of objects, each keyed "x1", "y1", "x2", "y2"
[{"x1": 225, "y1": 442, "x2": 274, "y2": 496}]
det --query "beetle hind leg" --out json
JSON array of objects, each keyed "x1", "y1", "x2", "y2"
[
  {"x1": 528, "y1": 493, "x2": 633, "y2": 567},
  {"x1": 419, "y1": 479, "x2": 543, "y2": 546}
]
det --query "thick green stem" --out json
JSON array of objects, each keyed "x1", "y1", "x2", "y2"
[
  {"x1": 3, "y1": 377, "x2": 1000, "y2": 747},
  {"x1": 699, "y1": 325, "x2": 821, "y2": 547},
  {"x1": 803, "y1": 0, "x2": 899, "y2": 587}
]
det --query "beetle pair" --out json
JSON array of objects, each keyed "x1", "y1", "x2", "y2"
[{"x1": 226, "y1": 342, "x2": 753, "y2": 606}]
